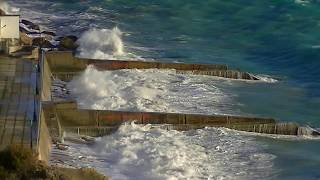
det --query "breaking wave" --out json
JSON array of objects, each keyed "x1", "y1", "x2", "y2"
[
  {"x1": 77, "y1": 27, "x2": 142, "y2": 60},
  {"x1": 51, "y1": 123, "x2": 277, "y2": 180},
  {"x1": 67, "y1": 65, "x2": 239, "y2": 115}
]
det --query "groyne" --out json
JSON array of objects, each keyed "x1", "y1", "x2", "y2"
[
  {"x1": 43, "y1": 101, "x2": 303, "y2": 139},
  {"x1": 45, "y1": 51, "x2": 259, "y2": 81}
]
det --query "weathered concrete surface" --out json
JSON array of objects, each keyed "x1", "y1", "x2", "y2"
[
  {"x1": 41, "y1": 52, "x2": 52, "y2": 101},
  {"x1": 45, "y1": 51, "x2": 259, "y2": 81},
  {"x1": 38, "y1": 108, "x2": 51, "y2": 163},
  {"x1": 0, "y1": 56, "x2": 38, "y2": 150}
]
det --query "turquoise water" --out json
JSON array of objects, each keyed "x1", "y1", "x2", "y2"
[{"x1": 11, "y1": 0, "x2": 320, "y2": 179}]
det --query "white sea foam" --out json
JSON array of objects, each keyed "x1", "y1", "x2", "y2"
[
  {"x1": 68, "y1": 65, "x2": 238, "y2": 115},
  {"x1": 77, "y1": 27, "x2": 143, "y2": 60},
  {"x1": 50, "y1": 123, "x2": 277, "y2": 180},
  {"x1": 255, "y1": 74, "x2": 279, "y2": 83},
  {"x1": 294, "y1": 0, "x2": 310, "y2": 5}
]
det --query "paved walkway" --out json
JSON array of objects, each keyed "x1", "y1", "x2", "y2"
[{"x1": 0, "y1": 56, "x2": 38, "y2": 150}]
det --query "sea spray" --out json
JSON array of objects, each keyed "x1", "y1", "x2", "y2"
[
  {"x1": 76, "y1": 27, "x2": 143, "y2": 60},
  {"x1": 110, "y1": 26, "x2": 124, "y2": 56},
  {"x1": 76, "y1": 27, "x2": 123, "y2": 59}
]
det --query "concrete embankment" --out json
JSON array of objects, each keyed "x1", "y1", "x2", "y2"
[{"x1": 44, "y1": 51, "x2": 259, "y2": 81}]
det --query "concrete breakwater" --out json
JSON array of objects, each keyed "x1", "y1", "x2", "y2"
[
  {"x1": 43, "y1": 101, "x2": 307, "y2": 139},
  {"x1": 45, "y1": 51, "x2": 259, "y2": 81}
]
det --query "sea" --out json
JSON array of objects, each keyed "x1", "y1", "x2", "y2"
[{"x1": 6, "y1": 0, "x2": 320, "y2": 179}]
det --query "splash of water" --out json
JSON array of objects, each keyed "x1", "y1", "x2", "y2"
[
  {"x1": 110, "y1": 26, "x2": 124, "y2": 56},
  {"x1": 76, "y1": 27, "x2": 144, "y2": 60}
]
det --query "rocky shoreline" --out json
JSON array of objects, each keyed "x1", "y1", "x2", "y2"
[{"x1": 8, "y1": 17, "x2": 79, "y2": 60}]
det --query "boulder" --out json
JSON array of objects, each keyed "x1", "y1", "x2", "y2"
[
  {"x1": 21, "y1": 19, "x2": 40, "y2": 30},
  {"x1": 58, "y1": 36, "x2": 78, "y2": 50},
  {"x1": 20, "y1": 32, "x2": 33, "y2": 45},
  {"x1": 32, "y1": 37, "x2": 56, "y2": 48},
  {"x1": 57, "y1": 35, "x2": 78, "y2": 42},
  {"x1": 56, "y1": 144, "x2": 69, "y2": 151},
  {"x1": 20, "y1": 26, "x2": 30, "y2": 34},
  {"x1": 66, "y1": 35, "x2": 78, "y2": 42},
  {"x1": 41, "y1": 31, "x2": 56, "y2": 37}
]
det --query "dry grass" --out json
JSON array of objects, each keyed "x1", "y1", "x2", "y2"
[
  {"x1": 0, "y1": 145, "x2": 37, "y2": 179},
  {"x1": 0, "y1": 145, "x2": 108, "y2": 180}
]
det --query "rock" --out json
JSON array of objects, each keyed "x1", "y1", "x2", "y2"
[
  {"x1": 20, "y1": 32, "x2": 33, "y2": 45},
  {"x1": 66, "y1": 35, "x2": 78, "y2": 42},
  {"x1": 21, "y1": 19, "x2": 40, "y2": 30},
  {"x1": 32, "y1": 37, "x2": 56, "y2": 48},
  {"x1": 59, "y1": 36, "x2": 79, "y2": 50},
  {"x1": 56, "y1": 144, "x2": 69, "y2": 151},
  {"x1": 58, "y1": 35, "x2": 78, "y2": 42},
  {"x1": 81, "y1": 136, "x2": 95, "y2": 143},
  {"x1": 42, "y1": 31, "x2": 57, "y2": 37},
  {"x1": 20, "y1": 26, "x2": 30, "y2": 34}
]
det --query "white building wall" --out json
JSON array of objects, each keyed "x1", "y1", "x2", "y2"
[{"x1": 0, "y1": 15, "x2": 19, "y2": 39}]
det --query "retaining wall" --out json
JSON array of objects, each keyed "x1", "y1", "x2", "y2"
[{"x1": 37, "y1": 51, "x2": 52, "y2": 163}]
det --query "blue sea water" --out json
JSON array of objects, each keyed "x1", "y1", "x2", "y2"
[{"x1": 10, "y1": 0, "x2": 320, "y2": 179}]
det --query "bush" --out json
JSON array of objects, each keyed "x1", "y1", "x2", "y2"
[{"x1": 0, "y1": 145, "x2": 37, "y2": 179}]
